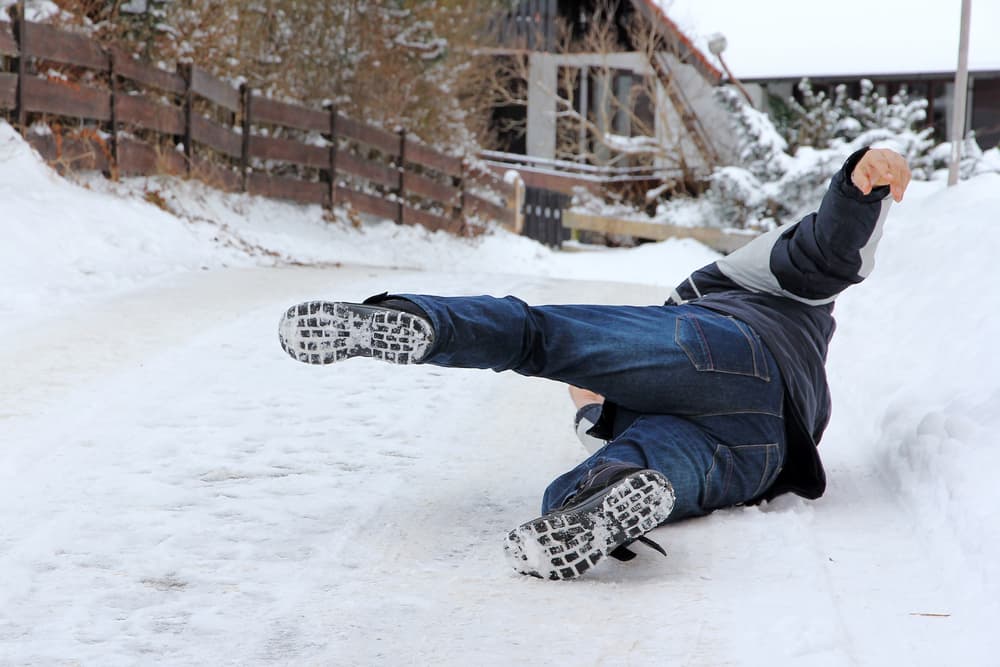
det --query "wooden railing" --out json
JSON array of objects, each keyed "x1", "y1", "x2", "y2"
[
  {"x1": 563, "y1": 211, "x2": 754, "y2": 253},
  {"x1": 0, "y1": 17, "x2": 516, "y2": 235}
]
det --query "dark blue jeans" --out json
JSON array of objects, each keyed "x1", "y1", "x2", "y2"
[{"x1": 401, "y1": 294, "x2": 786, "y2": 521}]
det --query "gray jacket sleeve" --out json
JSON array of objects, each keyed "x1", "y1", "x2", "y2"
[{"x1": 714, "y1": 148, "x2": 893, "y2": 305}]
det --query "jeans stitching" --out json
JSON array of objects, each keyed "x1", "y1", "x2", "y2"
[
  {"x1": 704, "y1": 443, "x2": 733, "y2": 508},
  {"x1": 691, "y1": 317, "x2": 713, "y2": 370},
  {"x1": 758, "y1": 444, "x2": 773, "y2": 497},
  {"x1": 731, "y1": 318, "x2": 771, "y2": 383},
  {"x1": 704, "y1": 444, "x2": 719, "y2": 505},
  {"x1": 687, "y1": 408, "x2": 785, "y2": 418},
  {"x1": 731, "y1": 443, "x2": 780, "y2": 498},
  {"x1": 675, "y1": 316, "x2": 709, "y2": 371},
  {"x1": 705, "y1": 443, "x2": 780, "y2": 507},
  {"x1": 680, "y1": 313, "x2": 772, "y2": 381}
]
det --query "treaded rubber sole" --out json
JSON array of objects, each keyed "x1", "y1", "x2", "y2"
[
  {"x1": 278, "y1": 300, "x2": 434, "y2": 365},
  {"x1": 503, "y1": 470, "x2": 674, "y2": 581}
]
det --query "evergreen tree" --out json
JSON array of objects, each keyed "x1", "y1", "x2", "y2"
[{"x1": 785, "y1": 79, "x2": 846, "y2": 151}]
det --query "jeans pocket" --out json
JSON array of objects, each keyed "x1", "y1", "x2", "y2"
[
  {"x1": 675, "y1": 313, "x2": 771, "y2": 380},
  {"x1": 703, "y1": 443, "x2": 781, "y2": 509}
]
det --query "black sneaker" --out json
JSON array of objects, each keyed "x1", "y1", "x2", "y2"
[
  {"x1": 504, "y1": 462, "x2": 674, "y2": 580},
  {"x1": 278, "y1": 299, "x2": 435, "y2": 365}
]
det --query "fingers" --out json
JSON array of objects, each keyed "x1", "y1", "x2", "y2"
[
  {"x1": 851, "y1": 163, "x2": 874, "y2": 195},
  {"x1": 851, "y1": 148, "x2": 912, "y2": 202}
]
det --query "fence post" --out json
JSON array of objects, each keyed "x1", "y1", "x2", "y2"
[
  {"x1": 325, "y1": 103, "x2": 338, "y2": 209},
  {"x1": 107, "y1": 49, "x2": 119, "y2": 180},
  {"x1": 240, "y1": 83, "x2": 250, "y2": 193},
  {"x1": 179, "y1": 63, "x2": 192, "y2": 177},
  {"x1": 396, "y1": 128, "x2": 406, "y2": 225},
  {"x1": 12, "y1": 0, "x2": 26, "y2": 129},
  {"x1": 458, "y1": 158, "x2": 467, "y2": 229},
  {"x1": 511, "y1": 171, "x2": 525, "y2": 234}
]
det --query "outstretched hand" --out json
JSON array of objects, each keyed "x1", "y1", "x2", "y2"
[{"x1": 851, "y1": 148, "x2": 912, "y2": 202}]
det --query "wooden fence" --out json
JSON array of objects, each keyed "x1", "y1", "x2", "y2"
[{"x1": 0, "y1": 17, "x2": 516, "y2": 234}]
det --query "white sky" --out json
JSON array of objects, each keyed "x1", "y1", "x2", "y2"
[{"x1": 660, "y1": 0, "x2": 1000, "y2": 79}]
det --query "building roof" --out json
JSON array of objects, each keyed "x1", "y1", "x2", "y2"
[
  {"x1": 657, "y1": 0, "x2": 1000, "y2": 80},
  {"x1": 633, "y1": 0, "x2": 723, "y2": 84}
]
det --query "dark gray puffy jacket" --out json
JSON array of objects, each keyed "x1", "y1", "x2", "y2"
[{"x1": 669, "y1": 147, "x2": 893, "y2": 500}]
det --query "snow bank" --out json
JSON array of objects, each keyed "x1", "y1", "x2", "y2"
[
  {"x1": 0, "y1": 116, "x2": 718, "y2": 332},
  {"x1": 116, "y1": 173, "x2": 717, "y2": 286},
  {"x1": 828, "y1": 174, "x2": 1000, "y2": 595},
  {"x1": 0, "y1": 122, "x2": 246, "y2": 326}
]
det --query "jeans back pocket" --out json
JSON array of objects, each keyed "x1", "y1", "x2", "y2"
[
  {"x1": 703, "y1": 442, "x2": 782, "y2": 509},
  {"x1": 675, "y1": 313, "x2": 771, "y2": 381}
]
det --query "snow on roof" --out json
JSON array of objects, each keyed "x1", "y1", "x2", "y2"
[
  {"x1": 634, "y1": 0, "x2": 723, "y2": 83},
  {"x1": 657, "y1": 0, "x2": 1000, "y2": 80}
]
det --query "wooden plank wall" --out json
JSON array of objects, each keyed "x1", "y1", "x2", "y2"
[{"x1": 0, "y1": 18, "x2": 517, "y2": 234}]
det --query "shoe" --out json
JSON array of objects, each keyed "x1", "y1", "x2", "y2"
[
  {"x1": 278, "y1": 298, "x2": 434, "y2": 365},
  {"x1": 504, "y1": 462, "x2": 675, "y2": 580}
]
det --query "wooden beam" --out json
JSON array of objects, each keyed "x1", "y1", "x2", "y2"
[
  {"x1": 189, "y1": 66, "x2": 240, "y2": 112},
  {"x1": 0, "y1": 22, "x2": 17, "y2": 56},
  {"x1": 252, "y1": 95, "x2": 328, "y2": 133},
  {"x1": 0, "y1": 73, "x2": 16, "y2": 110},
  {"x1": 562, "y1": 211, "x2": 755, "y2": 254},
  {"x1": 21, "y1": 22, "x2": 107, "y2": 71}
]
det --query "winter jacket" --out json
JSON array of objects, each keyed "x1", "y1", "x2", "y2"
[{"x1": 668, "y1": 147, "x2": 893, "y2": 500}]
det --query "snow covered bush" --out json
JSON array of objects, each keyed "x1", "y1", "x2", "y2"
[
  {"x1": 706, "y1": 86, "x2": 835, "y2": 229},
  {"x1": 784, "y1": 79, "x2": 935, "y2": 177},
  {"x1": 707, "y1": 80, "x2": 937, "y2": 229},
  {"x1": 928, "y1": 135, "x2": 1000, "y2": 179},
  {"x1": 837, "y1": 80, "x2": 935, "y2": 178},
  {"x1": 782, "y1": 78, "x2": 847, "y2": 151}
]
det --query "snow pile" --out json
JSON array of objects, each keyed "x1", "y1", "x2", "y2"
[
  {"x1": 828, "y1": 173, "x2": 1000, "y2": 595},
  {"x1": 0, "y1": 115, "x2": 717, "y2": 327},
  {"x1": 0, "y1": 122, "x2": 247, "y2": 326}
]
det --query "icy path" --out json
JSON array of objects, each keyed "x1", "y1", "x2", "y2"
[{"x1": 0, "y1": 266, "x2": 991, "y2": 666}]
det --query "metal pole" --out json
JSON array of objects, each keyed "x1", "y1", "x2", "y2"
[
  {"x1": 578, "y1": 66, "x2": 588, "y2": 162},
  {"x1": 717, "y1": 52, "x2": 755, "y2": 109},
  {"x1": 948, "y1": 0, "x2": 972, "y2": 187}
]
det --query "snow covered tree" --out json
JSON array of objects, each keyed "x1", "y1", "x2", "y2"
[
  {"x1": 784, "y1": 79, "x2": 847, "y2": 151},
  {"x1": 838, "y1": 81, "x2": 935, "y2": 178},
  {"x1": 781, "y1": 78, "x2": 934, "y2": 178},
  {"x1": 710, "y1": 78, "x2": 939, "y2": 229},
  {"x1": 705, "y1": 86, "x2": 792, "y2": 227}
]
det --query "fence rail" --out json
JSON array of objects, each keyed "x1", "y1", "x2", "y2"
[
  {"x1": 0, "y1": 17, "x2": 516, "y2": 234},
  {"x1": 0, "y1": 23, "x2": 16, "y2": 56},
  {"x1": 562, "y1": 211, "x2": 754, "y2": 253}
]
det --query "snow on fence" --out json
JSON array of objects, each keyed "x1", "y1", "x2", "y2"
[{"x1": 0, "y1": 17, "x2": 517, "y2": 235}]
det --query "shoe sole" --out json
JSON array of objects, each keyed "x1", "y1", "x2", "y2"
[
  {"x1": 278, "y1": 301, "x2": 434, "y2": 365},
  {"x1": 504, "y1": 470, "x2": 674, "y2": 580}
]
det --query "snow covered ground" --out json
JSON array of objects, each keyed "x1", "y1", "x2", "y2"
[{"x1": 1, "y1": 119, "x2": 999, "y2": 665}]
